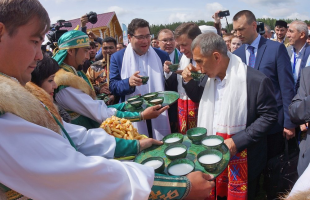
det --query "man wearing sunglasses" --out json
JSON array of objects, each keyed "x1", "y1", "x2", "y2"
[{"x1": 109, "y1": 18, "x2": 173, "y2": 140}]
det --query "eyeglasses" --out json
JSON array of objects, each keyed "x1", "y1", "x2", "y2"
[
  {"x1": 103, "y1": 46, "x2": 115, "y2": 50},
  {"x1": 159, "y1": 38, "x2": 175, "y2": 43},
  {"x1": 131, "y1": 34, "x2": 152, "y2": 40}
]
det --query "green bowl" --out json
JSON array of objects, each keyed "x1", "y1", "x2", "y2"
[
  {"x1": 97, "y1": 93, "x2": 108, "y2": 100},
  {"x1": 141, "y1": 157, "x2": 165, "y2": 174},
  {"x1": 164, "y1": 143, "x2": 187, "y2": 160},
  {"x1": 127, "y1": 95, "x2": 141, "y2": 103},
  {"x1": 197, "y1": 149, "x2": 223, "y2": 172},
  {"x1": 191, "y1": 71, "x2": 205, "y2": 81},
  {"x1": 162, "y1": 133, "x2": 184, "y2": 145},
  {"x1": 128, "y1": 99, "x2": 143, "y2": 108},
  {"x1": 148, "y1": 97, "x2": 164, "y2": 105},
  {"x1": 142, "y1": 92, "x2": 158, "y2": 101},
  {"x1": 167, "y1": 158, "x2": 195, "y2": 176},
  {"x1": 186, "y1": 127, "x2": 207, "y2": 145},
  {"x1": 201, "y1": 135, "x2": 224, "y2": 151},
  {"x1": 140, "y1": 76, "x2": 149, "y2": 85},
  {"x1": 168, "y1": 64, "x2": 179, "y2": 72}
]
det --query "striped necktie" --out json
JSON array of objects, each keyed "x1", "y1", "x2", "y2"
[{"x1": 247, "y1": 45, "x2": 255, "y2": 68}]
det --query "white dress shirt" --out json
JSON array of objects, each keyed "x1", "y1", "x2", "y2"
[
  {"x1": 213, "y1": 76, "x2": 227, "y2": 135},
  {"x1": 245, "y1": 34, "x2": 261, "y2": 66},
  {"x1": 291, "y1": 43, "x2": 307, "y2": 84}
]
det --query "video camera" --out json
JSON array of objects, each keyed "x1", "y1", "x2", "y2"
[
  {"x1": 46, "y1": 20, "x2": 72, "y2": 50},
  {"x1": 257, "y1": 21, "x2": 265, "y2": 35}
]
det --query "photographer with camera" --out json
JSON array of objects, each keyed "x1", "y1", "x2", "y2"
[{"x1": 80, "y1": 12, "x2": 108, "y2": 61}]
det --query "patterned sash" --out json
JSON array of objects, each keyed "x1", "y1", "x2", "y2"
[
  {"x1": 177, "y1": 99, "x2": 199, "y2": 135},
  {"x1": 206, "y1": 133, "x2": 248, "y2": 200}
]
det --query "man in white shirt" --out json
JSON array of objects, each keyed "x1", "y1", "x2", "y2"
[
  {"x1": 192, "y1": 32, "x2": 277, "y2": 200},
  {"x1": 286, "y1": 20, "x2": 310, "y2": 90},
  {"x1": 0, "y1": 1, "x2": 215, "y2": 199}
]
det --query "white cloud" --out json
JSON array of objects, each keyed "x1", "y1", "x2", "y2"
[
  {"x1": 206, "y1": 2, "x2": 225, "y2": 14},
  {"x1": 287, "y1": 12, "x2": 309, "y2": 20},
  {"x1": 106, "y1": 6, "x2": 132, "y2": 17},
  {"x1": 240, "y1": 0, "x2": 291, "y2": 5},
  {"x1": 168, "y1": 13, "x2": 198, "y2": 23},
  {"x1": 268, "y1": 8, "x2": 291, "y2": 17}
]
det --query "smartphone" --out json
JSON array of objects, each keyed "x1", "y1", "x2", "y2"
[{"x1": 218, "y1": 10, "x2": 230, "y2": 18}]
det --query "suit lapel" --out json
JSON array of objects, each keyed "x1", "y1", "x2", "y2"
[
  {"x1": 300, "y1": 44, "x2": 310, "y2": 70},
  {"x1": 239, "y1": 45, "x2": 247, "y2": 64},
  {"x1": 255, "y1": 37, "x2": 267, "y2": 70},
  {"x1": 297, "y1": 43, "x2": 310, "y2": 81}
]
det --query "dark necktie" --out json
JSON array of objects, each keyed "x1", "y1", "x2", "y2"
[{"x1": 247, "y1": 46, "x2": 255, "y2": 68}]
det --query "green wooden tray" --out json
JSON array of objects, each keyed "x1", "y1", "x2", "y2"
[
  {"x1": 134, "y1": 135, "x2": 230, "y2": 178},
  {"x1": 124, "y1": 91, "x2": 179, "y2": 112}
]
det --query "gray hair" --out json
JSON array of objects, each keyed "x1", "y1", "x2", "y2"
[
  {"x1": 291, "y1": 20, "x2": 308, "y2": 37},
  {"x1": 191, "y1": 32, "x2": 227, "y2": 56},
  {"x1": 265, "y1": 24, "x2": 271, "y2": 33}
]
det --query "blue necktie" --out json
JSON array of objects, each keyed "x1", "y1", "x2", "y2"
[{"x1": 248, "y1": 46, "x2": 255, "y2": 68}]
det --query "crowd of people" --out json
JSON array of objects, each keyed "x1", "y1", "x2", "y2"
[{"x1": 1, "y1": 0, "x2": 310, "y2": 199}]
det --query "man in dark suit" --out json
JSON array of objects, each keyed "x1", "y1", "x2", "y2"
[
  {"x1": 191, "y1": 32, "x2": 278, "y2": 199},
  {"x1": 109, "y1": 18, "x2": 172, "y2": 139},
  {"x1": 286, "y1": 20, "x2": 310, "y2": 92},
  {"x1": 289, "y1": 67, "x2": 310, "y2": 177},
  {"x1": 232, "y1": 10, "x2": 296, "y2": 154}
]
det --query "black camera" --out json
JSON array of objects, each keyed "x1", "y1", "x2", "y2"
[
  {"x1": 218, "y1": 10, "x2": 230, "y2": 18},
  {"x1": 256, "y1": 21, "x2": 265, "y2": 35},
  {"x1": 87, "y1": 11, "x2": 98, "y2": 24},
  {"x1": 46, "y1": 20, "x2": 72, "y2": 49}
]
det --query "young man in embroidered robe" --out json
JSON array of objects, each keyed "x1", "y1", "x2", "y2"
[
  {"x1": 0, "y1": 0, "x2": 215, "y2": 199},
  {"x1": 191, "y1": 32, "x2": 278, "y2": 199},
  {"x1": 52, "y1": 30, "x2": 168, "y2": 130}
]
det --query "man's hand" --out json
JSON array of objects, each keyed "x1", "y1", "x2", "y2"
[
  {"x1": 129, "y1": 71, "x2": 142, "y2": 87},
  {"x1": 99, "y1": 84, "x2": 111, "y2": 94},
  {"x1": 87, "y1": 31, "x2": 98, "y2": 41},
  {"x1": 224, "y1": 138, "x2": 237, "y2": 156},
  {"x1": 164, "y1": 60, "x2": 172, "y2": 73},
  {"x1": 139, "y1": 138, "x2": 163, "y2": 152},
  {"x1": 106, "y1": 95, "x2": 115, "y2": 105},
  {"x1": 185, "y1": 171, "x2": 215, "y2": 200},
  {"x1": 80, "y1": 15, "x2": 88, "y2": 27},
  {"x1": 182, "y1": 63, "x2": 196, "y2": 82},
  {"x1": 300, "y1": 123, "x2": 308, "y2": 132},
  {"x1": 283, "y1": 128, "x2": 296, "y2": 140},
  {"x1": 142, "y1": 105, "x2": 169, "y2": 120},
  {"x1": 212, "y1": 10, "x2": 223, "y2": 24}
]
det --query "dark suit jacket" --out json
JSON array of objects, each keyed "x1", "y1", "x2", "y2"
[
  {"x1": 109, "y1": 48, "x2": 171, "y2": 102},
  {"x1": 186, "y1": 66, "x2": 278, "y2": 181},
  {"x1": 234, "y1": 37, "x2": 296, "y2": 133},
  {"x1": 287, "y1": 43, "x2": 310, "y2": 91},
  {"x1": 289, "y1": 67, "x2": 310, "y2": 176}
]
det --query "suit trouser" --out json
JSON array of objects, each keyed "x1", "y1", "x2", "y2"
[{"x1": 267, "y1": 131, "x2": 285, "y2": 160}]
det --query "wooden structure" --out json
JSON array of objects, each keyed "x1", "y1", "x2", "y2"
[{"x1": 61, "y1": 12, "x2": 123, "y2": 43}]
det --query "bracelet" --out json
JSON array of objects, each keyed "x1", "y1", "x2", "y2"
[{"x1": 140, "y1": 111, "x2": 144, "y2": 121}]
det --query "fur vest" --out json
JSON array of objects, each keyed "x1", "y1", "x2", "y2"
[{"x1": 55, "y1": 68, "x2": 96, "y2": 99}]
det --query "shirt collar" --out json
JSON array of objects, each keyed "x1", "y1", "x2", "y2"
[
  {"x1": 246, "y1": 34, "x2": 261, "y2": 50},
  {"x1": 293, "y1": 42, "x2": 307, "y2": 56}
]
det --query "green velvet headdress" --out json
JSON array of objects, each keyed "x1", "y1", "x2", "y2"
[{"x1": 52, "y1": 30, "x2": 90, "y2": 65}]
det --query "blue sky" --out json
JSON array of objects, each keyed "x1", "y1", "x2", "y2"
[{"x1": 40, "y1": 0, "x2": 309, "y2": 27}]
